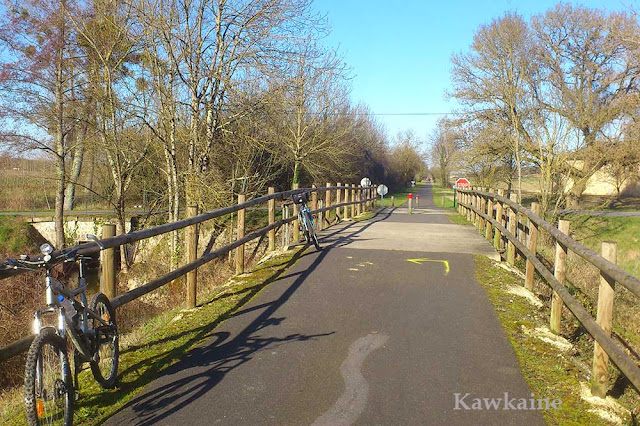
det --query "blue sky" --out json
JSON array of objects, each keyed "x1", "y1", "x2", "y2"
[{"x1": 313, "y1": 0, "x2": 632, "y2": 144}]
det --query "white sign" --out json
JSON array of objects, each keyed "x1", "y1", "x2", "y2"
[
  {"x1": 360, "y1": 177, "x2": 372, "y2": 187},
  {"x1": 377, "y1": 184, "x2": 389, "y2": 196}
]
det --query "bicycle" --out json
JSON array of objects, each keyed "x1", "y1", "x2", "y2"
[
  {"x1": 4, "y1": 235, "x2": 119, "y2": 426},
  {"x1": 292, "y1": 191, "x2": 322, "y2": 251}
]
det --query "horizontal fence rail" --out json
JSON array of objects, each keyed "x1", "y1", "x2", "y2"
[
  {"x1": 0, "y1": 184, "x2": 378, "y2": 362},
  {"x1": 456, "y1": 188, "x2": 640, "y2": 396},
  {"x1": 478, "y1": 190, "x2": 640, "y2": 299}
]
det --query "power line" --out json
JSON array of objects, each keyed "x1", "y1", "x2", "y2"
[{"x1": 369, "y1": 112, "x2": 462, "y2": 116}]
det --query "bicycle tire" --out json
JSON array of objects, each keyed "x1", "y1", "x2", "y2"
[
  {"x1": 305, "y1": 211, "x2": 322, "y2": 250},
  {"x1": 299, "y1": 213, "x2": 311, "y2": 243},
  {"x1": 89, "y1": 293, "x2": 119, "y2": 389},
  {"x1": 25, "y1": 328, "x2": 73, "y2": 426}
]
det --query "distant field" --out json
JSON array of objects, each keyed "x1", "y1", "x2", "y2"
[{"x1": 0, "y1": 156, "x2": 128, "y2": 212}]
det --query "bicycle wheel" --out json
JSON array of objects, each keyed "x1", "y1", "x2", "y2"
[
  {"x1": 25, "y1": 328, "x2": 73, "y2": 426},
  {"x1": 299, "y1": 213, "x2": 311, "y2": 243},
  {"x1": 89, "y1": 293, "x2": 119, "y2": 389},
  {"x1": 305, "y1": 211, "x2": 322, "y2": 250}
]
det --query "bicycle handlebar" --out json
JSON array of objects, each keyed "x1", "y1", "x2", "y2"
[{"x1": 4, "y1": 248, "x2": 83, "y2": 271}]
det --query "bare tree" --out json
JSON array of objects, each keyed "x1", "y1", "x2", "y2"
[
  {"x1": 532, "y1": 4, "x2": 640, "y2": 207},
  {"x1": 429, "y1": 120, "x2": 460, "y2": 187},
  {"x1": 0, "y1": 0, "x2": 89, "y2": 247},
  {"x1": 450, "y1": 12, "x2": 533, "y2": 201},
  {"x1": 70, "y1": 0, "x2": 149, "y2": 270},
  {"x1": 258, "y1": 40, "x2": 354, "y2": 187}
]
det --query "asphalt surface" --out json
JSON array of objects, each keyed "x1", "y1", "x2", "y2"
[{"x1": 106, "y1": 184, "x2": 544, "y2": 426}]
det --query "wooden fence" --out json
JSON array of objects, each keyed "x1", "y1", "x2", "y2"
[
  {"x1": 0, "y1": 184, "x2": 377, "y2": 362},
  {"x1": 456, "y1": 187, "x2": 640, "y2": 397}
]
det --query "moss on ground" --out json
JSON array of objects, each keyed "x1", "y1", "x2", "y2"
[
  {"x1": 431, "y1": 185, "x2": 457, "y2": 209},
  {"x1": 352, "y1": 211, "x2": 375, "y2": 222},
  {"x1": 446, "y1": 213, "x2": 472, "y2": 226},
  {"x1": 0, "y1": 216, "x2": 47, "y2": 257},
  {"x1": 475, "y1": 255, "x2": 634, "y2": 425},
  {"x1": 3, "y1": 247, "x2": 305, "y2": 425},
  {"x1": 378, "y1": 184, "x2": 418, "y2": 207}
]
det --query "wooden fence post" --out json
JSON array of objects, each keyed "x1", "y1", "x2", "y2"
[
  {"x1": 474, "y1": 190, "x2": 480, "y2": 228},
  {"x1": 356, "y1": 185, "x2": 362, "y2": 216},
  {"x1": 372, "y1": 185, "x2": 376, "y2": 209},
  {"x1": 282, "y1": 204, "x2": 290, "y2": 248},
  {"x1": 485, "y1": 190, "x2": 494, "y2": 241},
  {"x1": 236, "y1": 193, "x2": 246, "y2": 275},
  {"x1": 311, "y1": 185, "x2": 318, "y2": 230},
  {"x1": 516, "y1": 200, "x2": 524, "y2": 260},
  {"x1": 479, "y1": 192, "x2": 486, "y2": 232},
  {"x1": 186, "y1": 205, "x2": 198, "y2": 308},
  {"x1": 525, "y1": 202, "x2": 540, "y2": 291},
  {"x1": 550, "y1": 219, "x2": 570, "y2": 334},
  {"x1": 292, "y1": 183, "x2": 300, "y2": 242},
  {"x1": 336, "y1": 183, "x2": 342, "y2": 221},
  {"x1": 466, "y1": 192, "x2": 472, "y2": 222},
  {"x1": 344, "y1": 184, "x2": 350, "y2": 219},
  {"x1": 592, "y1": 241, "x2": 618, "y2": 398},
  {"x1": 507, "y1": 193, "x2": 517, "y2": 265},
  {"x1": 494, "y1": 189, "x2": 504, "y2": 250},
  {"x1": 472, "y1": 190, "x2": 478, "y2": 227},
  {"x1": 391, "y1": 195, "x2": 395, "y2": 207},
  {"x1": 101, "y1": 223, "x2": 116, "y2": 299},
  {"x1": 268, "y1": 187, "x2": 275, "y2": 251},
  {"x1": 472, "y1": 190, "x2": 478, "y2": 229},
  {"x1": 325, "y1": 182, "x2": 332, "y2": 225},
  {"x1": 351, "y1": 184, "x2": 356, "y2": 218}
]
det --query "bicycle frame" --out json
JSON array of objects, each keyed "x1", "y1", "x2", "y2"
[{"x1": 34, "y1": 259, "x2": 109, "y2": 361}]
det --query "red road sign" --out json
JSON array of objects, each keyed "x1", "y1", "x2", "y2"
[{"x1": 455, "y1": 178, "x2": 470, "y2": 189}]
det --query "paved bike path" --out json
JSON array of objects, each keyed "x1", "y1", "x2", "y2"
[{"x1": 106, "y1": 184, "x2": 543, "y2": 425}]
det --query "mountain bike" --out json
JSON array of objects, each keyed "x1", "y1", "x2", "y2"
[
  {"x1": 4, "y1": 235, "x2": 119, "y2": 426},
  {"x1": 292, "y1": 191, "x2": 321, "y2": 251}
]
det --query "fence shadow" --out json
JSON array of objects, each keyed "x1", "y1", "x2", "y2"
[{"x1": 101, "y1": 205, "x2": 394, "y2": 424}]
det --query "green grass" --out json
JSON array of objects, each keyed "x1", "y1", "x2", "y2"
[
  {"x1": 568, "y1": 215, "x2": 640, "y2": 278},
  {"x1": 474, "y1": 255, "x2": 632, "y2": 425},
  {"x1": 0, "y1": 216, "x2": 47, "y2": 257},
  {"x1": 2, "y1": 247, "x2": 306, "y2": 425},
  {"x1": 429, "y1": 186, "x2": 473, "y2": 226},
  {"x1": 378, "y1": 185, "x2": 418, "y2": 207},
  {"x1": 352, "y1": 211, "x2": 374, "y2": 222},
  {"x1": 431, "y1": 185, "x2": 457, "y2": 210}
]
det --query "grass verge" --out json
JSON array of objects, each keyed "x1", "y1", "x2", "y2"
[
  {"x1": 378, "y1": 184, "x2": 419, "y2": 207},
  {"x1": 352, "y1": 211, "x2": 375, "y2": 222},
  {"x1": 0, "y1": 216, "x2": 47, "y2": 257},
  {"x1": 475, "y1": 255, "x2": 635, "y2": 425},
  {"x1": 429, "y1": 186, "x2": 472, "y2": 226},
  {"x1": 431, "y1": 185, "x2": 456, "y2": 209},
  {"x1": 2, "y1": 246, "x2": 305, "y2": 425}
]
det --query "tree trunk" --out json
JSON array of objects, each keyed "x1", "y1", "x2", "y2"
[
  {"x1": 53, "y1": 12, "x2": 66, "y2": 249},
  {"x1": 292, "y1": 159, "x2": 301, "y2": 187},
  {"x1": 54, "y1": 144, "x2": 66, "y2": 248},
  {"x1": 116, "y1": 194, "x2": 129, "y2": 273},
  {"x1": 63, "y1": 134, "x2": 85, "y2": 210}
]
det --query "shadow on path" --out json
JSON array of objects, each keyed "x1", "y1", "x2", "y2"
[{"x1": 104, "y1": 207, "x2": 395, "y2": 425}]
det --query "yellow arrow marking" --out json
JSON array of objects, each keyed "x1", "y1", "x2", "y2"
[{"x1": 406, "y1": 258, "x2": 450, "y2": 275}]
